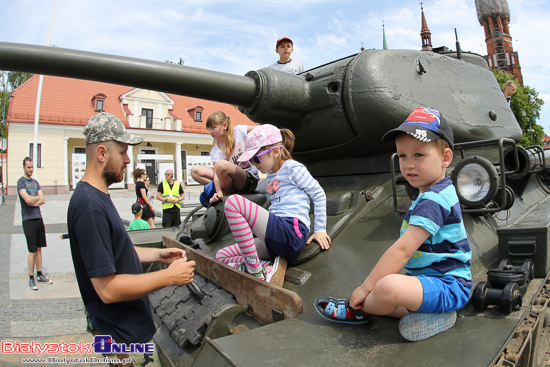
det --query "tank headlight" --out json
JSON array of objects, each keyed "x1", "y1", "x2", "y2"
[{"x1": 451, "y1": 156, "x2": 498, "y2": 208}]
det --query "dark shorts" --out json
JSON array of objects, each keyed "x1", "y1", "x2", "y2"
[
  {"x1": 162, "y1": 207, "x2": 181, "y2": 228},
  {"x1": 235, "y1": 171, "x2": 259, "y2": 195},
  {"x1": 264, "y1": 213, "x2": 309, "y2": 259},
  {"x1": 23, "y1": 218, "x2": 47, "y2": 253}
]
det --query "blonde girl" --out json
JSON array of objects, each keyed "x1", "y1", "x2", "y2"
[{"x1": 190, "y1": 111, "x2": 260, "y2": 203}]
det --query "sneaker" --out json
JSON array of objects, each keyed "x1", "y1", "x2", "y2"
[
  {"x1": 230, "y1": 262, "x2": 267, "y2": 281},
  {"x1": 37, "y1": 274, "x2": 53, "y2": 284},
  {"x1": 398, "y1": 311, "x2": 457, "y2": 342},
  {"x1": 29, "y1": 277, "x2": 38, "y2": 291},
  {"x1": 265, "y1": 256, "x2": 287, "y2": 287}
]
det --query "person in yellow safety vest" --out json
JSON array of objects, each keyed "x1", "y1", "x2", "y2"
[{"x1": 156, "y1": 169, "x2": 185, "y2": 228}]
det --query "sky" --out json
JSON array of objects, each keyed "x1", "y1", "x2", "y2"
[{"x1": 2, "y1": 0, "x2": 550, "y2": 135}]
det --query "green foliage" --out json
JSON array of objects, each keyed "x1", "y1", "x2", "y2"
[
  {"x1": 8, "y1": 72, "x2": 33, "y2": 89},
  {"x1": 491, "y1": 69, "x2": 545, "y2": 146},
  {"x1": 165, "y1": 57, "x2": 185, "y2": 65}
]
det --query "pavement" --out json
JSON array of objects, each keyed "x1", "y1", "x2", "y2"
[{"x1": 0, "y1": 186, "x2": 205, "y2": 366}]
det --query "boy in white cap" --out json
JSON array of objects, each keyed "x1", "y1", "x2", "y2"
[
  {"x1": 268, "y1": 37, "x2": 304, "y2": 75},
  {"x1": 315, "y1": 107, "x2": 471, "y2": 342}
]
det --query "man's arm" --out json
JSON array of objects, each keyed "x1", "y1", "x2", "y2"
[
  {"x1": 91, "y1": 257, "x2": 195, "y2": 304},
  {"x1": 178, "y1": 184, "x2": 185, "y2": 202},
  {"x1": 18, "y1": 189, "x2": 42, "y2": 206}
]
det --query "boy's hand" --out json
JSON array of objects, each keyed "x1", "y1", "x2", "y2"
[
  {"x1": 307, "y1": 232, "x2": 331, "y2": 250},
  {"x1": 350, "y1": 286, "x2": 370, "y2": 310}
]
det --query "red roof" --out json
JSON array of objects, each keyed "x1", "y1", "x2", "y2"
[{"x1": 7, "y1": 75, "x2": 257, "y2": 133}]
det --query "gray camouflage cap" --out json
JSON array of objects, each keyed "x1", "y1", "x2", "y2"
[{"x1": 84, "y1": 112, "x2": 143, "y2": 145}]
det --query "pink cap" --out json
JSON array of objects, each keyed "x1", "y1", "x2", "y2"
[{"x1": 238, "y1": 124, "x2": 282, "y2": 162}]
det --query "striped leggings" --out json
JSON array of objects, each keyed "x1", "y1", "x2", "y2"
[{"x1": 215, "y1": 195, "x2": 271, "y2": 272}]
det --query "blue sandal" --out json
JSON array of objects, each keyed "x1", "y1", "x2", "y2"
[{"x1": 314, "y1": 296, "x2": 370, "y2": 324}]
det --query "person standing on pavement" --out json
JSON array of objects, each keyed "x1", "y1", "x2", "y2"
[
  {"x1": 17, "y1": 157, "x2": 53, "y2": 291},
  {"x1": 67, "y1": 112, "x2": 195, "y2": 366},
  {"x1": 156, "y1": 169, "x2": 184, "y2": 228}
]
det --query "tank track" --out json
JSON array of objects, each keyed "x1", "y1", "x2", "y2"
[{"x1": 149, "y1": 273, "x2": 237, "y2": 348}]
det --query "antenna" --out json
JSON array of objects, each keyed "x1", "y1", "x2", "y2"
[{"x1": 455, "y1": 28, "x2": 462, "y2": 60}]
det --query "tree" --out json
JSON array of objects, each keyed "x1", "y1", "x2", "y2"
[
  {"x1": 165, "y1": 57, "x2": 185, "y2": 65},
  {"x1": 8, "y1": 72, "x2": 33, "y2": 89},
  {"x1": 0, "y1": 71, "x2": 34, "y2": 150},
  {"x1": 491, "y1": 69, "x2": 545, "y2": 147}
]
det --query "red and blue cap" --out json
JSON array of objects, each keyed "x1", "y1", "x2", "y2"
[
  {"x1": 276, "y1": 37, "x2": 293, "y2": 48},
  {"x1": 382, "y1": 107, "x2": 454, "y2": 149}
]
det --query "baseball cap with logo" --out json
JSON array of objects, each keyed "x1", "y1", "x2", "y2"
[
  {"x1": 238, "y1": 124, "x2": 283, "y2": 162},
  {"x1": 381, "y1": 107, "x2": 454, "y2": 149},
  {"x1": 276, "y1": 37, "x2": 293, "y2": 48},
  {"x1": 131, "y1": 202, "x2": 142, "y2": 214},
  {"x1": 84, "y1": 112, "x2": 144, "y2": 145}
]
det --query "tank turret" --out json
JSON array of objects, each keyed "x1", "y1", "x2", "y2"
[{"x1": 0, "y1": 42, "x2": 521, "y2": 176}]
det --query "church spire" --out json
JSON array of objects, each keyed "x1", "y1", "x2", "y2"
[
  {"x1": 420, "y1": 3, "x2": 432, "y2": 51},
  {"x1": 475, "y1": 0, "x2": 522, "y2": 85},
  {"x1": 383, "y1": 22, "x2": 388, "y2": 50}
]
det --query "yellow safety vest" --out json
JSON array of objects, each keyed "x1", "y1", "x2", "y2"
[{"x1": 161, "y1": 181, "x2": 181, "y2": 210}]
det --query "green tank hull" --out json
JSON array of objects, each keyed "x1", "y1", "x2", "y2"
[{"x1": 2, "y1": 41, "x2": 549, "y2": 366}]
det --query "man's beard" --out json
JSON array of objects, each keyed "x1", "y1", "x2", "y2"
[{"x1": 102, "y1": 159, "x2": 124, "y2": 187}]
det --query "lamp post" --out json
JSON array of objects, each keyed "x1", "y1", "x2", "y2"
[{"x1": 0, "y1": 71, "x2": 8, "y2": 205}]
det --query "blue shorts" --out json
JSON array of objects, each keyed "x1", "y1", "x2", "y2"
[
  {"x1": 264, "y1": 213, "x2": 309, "y2": 259},
  {"x1": 415, "y1": 275, "x2": 471, "y2": 313}
]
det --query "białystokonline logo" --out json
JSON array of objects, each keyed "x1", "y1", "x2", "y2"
[{"x1": 92, "y1": 335, "x2": 155, "y2": 354}]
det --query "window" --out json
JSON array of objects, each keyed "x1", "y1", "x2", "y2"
[
  {"x1": 142, "y1": 108, "x2": 153, "y2": 129},
  {"x1": 29, "y1": 143, "x2": 42, "y2": 168},
  {"x1": 200, "y1": 151, "x2": 210, "y2": 156},
  {"x1": 74, "y1": 147, "x2": 86, "y2": 154},
  {"x1": 92, "y1": 93, "x2": 106, "y2": 112},
  {"x1": 187, "y1": 106, "x2": 204, "y2": 122}
]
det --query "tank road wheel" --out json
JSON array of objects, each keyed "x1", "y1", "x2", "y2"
[
  {"x1": 521, "y1": 260, "x2": 535, "y2": 281},
  {"x1": 472, "y1": 281, "x2": 490, "y2": 311},
  {"x1": 531, "y1": 300, "x2": 550, "y2": 367},
  {"x1": 500, "y1": 282, "x2": 522, "y2": 314}
]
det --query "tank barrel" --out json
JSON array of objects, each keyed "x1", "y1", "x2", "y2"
[{"x1": 0, "y1": 42, "x2": 258, "y2": 107}]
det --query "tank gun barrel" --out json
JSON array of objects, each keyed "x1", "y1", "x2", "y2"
[{"x1": 0, "y1": 42, "x2": 258, "y2": 107}]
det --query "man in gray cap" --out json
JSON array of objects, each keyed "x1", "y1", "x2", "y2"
[{"x1": 67, "y1": 112, "x2": 196, "y2": 366}]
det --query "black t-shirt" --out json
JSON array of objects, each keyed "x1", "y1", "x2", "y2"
[
  {"x1": 135, "y1": 181, "x2": 147, "y2": 201},
  {"x1": 67, "y1": 181, "x2": 155, "y2": 344}
]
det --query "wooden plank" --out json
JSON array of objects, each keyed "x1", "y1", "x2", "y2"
[{"x1": 163, "y1": 236, "x2": 303, "y2": 324}]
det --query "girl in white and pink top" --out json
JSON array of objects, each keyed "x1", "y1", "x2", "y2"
[{"x1": 190, "y1": 111, "x2": 259, "y2": 204}]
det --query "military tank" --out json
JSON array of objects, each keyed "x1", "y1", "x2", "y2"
[{"x1": 2, "y1": 41, "x2": 550, "y2": 367}]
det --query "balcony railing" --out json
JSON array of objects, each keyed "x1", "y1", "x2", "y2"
[{"x1": 127, "y1": 115, "x2": 182, "y2": 131}]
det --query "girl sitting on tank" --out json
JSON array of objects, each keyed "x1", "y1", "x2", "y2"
[
  {"x1": 190, "y1": 111, "x2": 260, "y2": 205},
  {"x1": 215, "y1": 124, "x2": 331, "y2": 286}
]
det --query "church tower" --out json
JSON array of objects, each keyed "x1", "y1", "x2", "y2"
[
  {"x1": 475, "y1": 0, "x2": 523, "y2": 85},
  {"x1": 420, "y1": 3, "x2": 432, "y2": 51}
]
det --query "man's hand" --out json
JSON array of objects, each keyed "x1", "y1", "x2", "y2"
[
  {"x1": 165, "y1": 258, "x2": 196, "y2": 285},
  {"x1": 158, "y1": 248, "x2": 186, "y2": 264}
]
